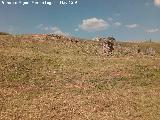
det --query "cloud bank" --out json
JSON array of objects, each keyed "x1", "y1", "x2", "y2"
[
  {"x1": 154, "y1": 0, "x2": 160, "y2": 7},
  {"x1": 125, "y1": 24, "x2": 139, "y2": 29},
  {"x1": 146, "y1": 28, "x2": 159, "y2": 33},
  {"x1": 36, "y1": 24, "x2": 69, "y2": 36},
  {"x1": 79, "y1": 18, "x2": 109, "y2": 32}
]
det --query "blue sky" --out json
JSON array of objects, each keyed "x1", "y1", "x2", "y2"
[{"x1": 0, "y1": 0, "x2": 160, "y2": 40}]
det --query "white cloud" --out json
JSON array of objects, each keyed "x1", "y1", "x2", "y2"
[
  {"x1": 107, "y1": 17, "x2": 122, "y2": 27},
  {"x1": 36, "y1": 24, "x2": 49, "y2": 31},
  {"x1": 145, "y1": 2, "x2": 149, "y2": 7},
  {"x1": 44, "y1": 27, "x2": 49, "y2": 31},
  {"x1": 36, "y1": 24, "x2": 44, "y2": 30},
  {"x1": 50, "y1": 26, "x2": 70, "y2": 36},
  {"x1": 50, "y1": 26, "x2": 59, "y2": 31},
  {"x1": 36, "y1": 24, "x2": 70, "y2": 36},
  {"x1": 154, "y1": 0, "x2": 160, "y2": 7},
  {"x1": 113, "y1": 22, "x2": 122, "y2": 27},
  {"x1": 54, "y1": 30, "x2": 69, "y2": 36},
  {"x1": 108, "y1": 17, "x2": 114, "y2": 22},
  {"x1": 125, "y1": 24, "x2": 139, "y2": 29},
  {"x1": 146, "y1": 28, "x2": 159, "y2": 33},
  {"x1": 79, "y1": 18, "x2": 109, "y2": 32},
  {"x1": 74, "y1": 28, "x2": 79, "y2": 32}
]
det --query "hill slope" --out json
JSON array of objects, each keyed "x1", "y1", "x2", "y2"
[{"x1": 0, "y1": 35, "x2": 160, "y2": 120}]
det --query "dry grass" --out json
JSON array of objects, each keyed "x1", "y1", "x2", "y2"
[{"x1": 0, "y1": 35, "x2": 160, "y2": 120}]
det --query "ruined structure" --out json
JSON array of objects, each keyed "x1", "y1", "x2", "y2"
[
  {"x1": 46, "y1": 34, "x2": 62, "y2": 40},
  {"x1": 98, "y1": 36, "x2": 116, "y2": 55}
]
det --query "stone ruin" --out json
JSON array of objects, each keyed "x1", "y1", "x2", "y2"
[
  {"x1": 95, "y1": 36, "x2": 156, "y2": 56},
  {"x1": 18, "y1": 33, "x2": 78, "y2": 43},
  {"x1": 102, "y1": 37, "x2": 116, "y2": 55},
  {"x1": 46, "y1": 34, "x2": 62, "y2": 40},
  {"x1": 145, "y1": 47, "x2": 156, "y2": 56},
  {"x1": 45, "y1": 33, "x2": 79, "y2": 43},
  {"x1": 10, "y1": 34, "x2": 157, "y2": 57},
  {"x1": 95, "y1": 36, "x2": 116, "y2": 55}
]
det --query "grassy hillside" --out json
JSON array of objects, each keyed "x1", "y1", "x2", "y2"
[{"x1": 0, "y1": 35, "x2": 160, "y2": 120}]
